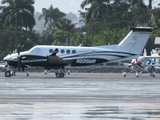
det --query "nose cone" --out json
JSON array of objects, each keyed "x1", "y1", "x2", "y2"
[
  {"x1": 3, "y1": 54, "x2": 18, "y2": 61},
  {"x1": 3, "y1": 55, "x2": 9, "y2": 61}
]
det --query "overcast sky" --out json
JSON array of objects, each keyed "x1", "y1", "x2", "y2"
[
  {"x1": 34, "y1": 0, "x2": 159, "y2": 13},
  {"x1": 0, "y1": 0, "x2": 159, "y2": 15},
  {"x1": 34, "y1": 0, "x2": 84, "y2": 15},
  {"x1": 0, "y1": 0, "x2": 84, "y2": 15}
]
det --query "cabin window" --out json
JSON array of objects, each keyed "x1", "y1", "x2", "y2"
[
  {"x1": 49, "y1": 49, "x2": 53, "y2": 53},
  {"x1": 72, "y1": 50, "x2": 76, "y2": 54},
  {"x1": 66, "y1": 50, "x2": 70, "y2": 54},
  {"x1": 61, "y1": 49, "x2": 65, "y2": 54}
]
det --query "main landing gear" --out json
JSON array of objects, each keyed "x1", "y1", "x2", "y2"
[
  {"x1": 44, "y1": 69, "x2": 70, "y2": 78},
  {"x1": 55, "y1": 72, "x2": 65, "y2": 78},
  {"x1": 122, "y1": 71, "x2": 140, "y2": 77},
  {"x1": 55, "y1": 69, "x2": 66, "y2": 78}
]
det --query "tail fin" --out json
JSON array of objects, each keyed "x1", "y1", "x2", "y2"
[{"x1": 118, "y1": 27, "x2": 154, "y2": 54}]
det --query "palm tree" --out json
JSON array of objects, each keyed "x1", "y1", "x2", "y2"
[
  {"x1": 80, "y1": 0, "x2": 132, "y2": 23},
  {"x1": 0, "y1": 0, "x2": 35, "y2": 30},
  {"x1": 80, "y1": 0, "x2": 111, "y2": 22},
  {"x1": 128, "y1": 0, "x2": 160, "y2": 27},
  {"x1": 55, "y1": 18, "x2": 75, "y2": 31},
  {"x1": 39, "y1": 5, "x2": 65, "y2": 29},
  {"x1": 128, "y1": 0, "x2": 147, "y2": 8}
]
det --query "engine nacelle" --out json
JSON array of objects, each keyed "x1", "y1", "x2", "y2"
[{"x1": 47, "y1": 56, "x2": 69, "y2": 66}]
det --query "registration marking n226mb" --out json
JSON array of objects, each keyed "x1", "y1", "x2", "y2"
[{"x1": 76, "y1": 59, "x2": 96, "y2": 64}]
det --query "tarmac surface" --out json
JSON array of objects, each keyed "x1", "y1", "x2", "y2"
[{"x1": 0, "y1": 72, "x2": 160, "y2": 120}]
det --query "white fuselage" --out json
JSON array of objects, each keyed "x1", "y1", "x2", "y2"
[{"x1": 4, "y1": 45, "x2": 138, "y2": 68}]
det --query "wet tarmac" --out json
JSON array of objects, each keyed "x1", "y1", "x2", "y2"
[{"x1": 0, "y1": 72, "x2": 160, "y2": 120}]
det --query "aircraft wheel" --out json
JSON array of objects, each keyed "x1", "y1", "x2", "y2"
[
  {"x1": 55, "y1": 73, "x2": 61, "y2": 78},
  {"x1": 5, "y1": 71, "x2": 11, "y2": 77},
  {"x1": 136, "y1": 73, "x2": 139, "y2": 77},
  {"x1": 123, "y1": 72, "x2": 126, "y2": 77},
  {"x1": 152, "y1": 72, "x2": 156, "y2": 77},
  {"x1": 26, "y1": 72, "x2": 29, "y2": 76},
  {"x1": 60, "y1": 73, "x2": 65, "y2": 78}
]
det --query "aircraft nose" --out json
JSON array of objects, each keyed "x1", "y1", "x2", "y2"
[
  {"x1": 3, "y1": 54, "x2": 17, "y2": 61},
  {"x1": 3, "y1": 55, "x2": 9, "y2": 61}
]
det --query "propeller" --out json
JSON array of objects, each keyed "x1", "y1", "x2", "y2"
[
  {"x1": 50, "y1": 48, "x2": 59, "y2": 56},
  {"x1": 17, "y1": 44, "x2": 21, "y2": 72},
  {"x1": 16, "y1": 44, "x2": 24, "y2": 72}
]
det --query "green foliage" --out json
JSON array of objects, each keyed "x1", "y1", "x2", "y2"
[
  {"x1": 90, "y1": 28, "x2": 129, "y2": 46},
  {"x1": 39, "y1": 5, "x2": 65, "y2": 29},
  {"x1": 55, "y1": 18, "x2": 75, "y2": 32},
  {"x1": 145, "y1": 29, "x2": 160, "y2": 55},
  {"x1": 0, "y1": 0, "x2": 160, "y2": 60},
  {"x1": 0, "y1": 0, "x2": 35, "y2": 30},
  {"x1": 52, "y1": 30, "x2": 71, "y2": 46},
  {"x1": 0, "y1": 25, "x2": 39, "y2": 60}
]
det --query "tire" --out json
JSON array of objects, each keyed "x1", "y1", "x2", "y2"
[
  {"x1": 123, "y1": 72, "x2": 126, "y2": 77},
  {"x1": 55, "y1": 73, "x2": 61, "y2": 78},
  {"x1": 60, "y1": 73, "x2": 65, "y2": 78},
  {"x1": 5, "y1": 71, "x2": 11, "y2": 77}
]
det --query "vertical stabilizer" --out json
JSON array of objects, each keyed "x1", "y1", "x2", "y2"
[{"x1": 118, "y1": 27, "x2": 154, "y2": 54}]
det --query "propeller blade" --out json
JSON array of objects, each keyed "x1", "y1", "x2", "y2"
[
  {"x1": 16, "y1": 44, "x2": 22, "y2": 72},
  {"x1": 50, "y1": 48, "x2": 58, "y2": 56},
  {"x1": 17, "y1": 56, "x2": 20, "y2": 72}
]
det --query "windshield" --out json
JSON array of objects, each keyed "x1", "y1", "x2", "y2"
[{"x1": 30, "y1": 48, "x2": 41, "y2": 54}]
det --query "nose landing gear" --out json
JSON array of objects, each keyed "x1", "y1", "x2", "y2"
[{"x1": 5, "y1": 71, "x2": 11, "y2": 77}]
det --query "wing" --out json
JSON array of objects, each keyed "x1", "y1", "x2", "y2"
[
  {"x1": 21, "y1": 48, "x2": 69, "y2": 66},
  {"x1": 123, "y1": 63, "x2": 132, "y2": 67},
  {"x1": 0, "y1": 64, "x2": 6, "y2": 68}
]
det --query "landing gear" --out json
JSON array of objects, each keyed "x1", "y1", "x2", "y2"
[
  {"x1": 5, "y1": 71, "x2": 11, "y2": 77},
  {"x1": 26, "y1": 72, "x2": 29, "y2": 76},
  {"x1": 136, "y1": 72, "x2": 139, "y2": 77},
  {"x1": 150, "y1": 72, "x2": 156, "y2": 77},
  {"x1": 44, "y1": 68, "x2": 68, "y2": 78},
  {"x1": 122, "y1": 71, "x2": 140, "y2": 77},
  {"x1": 55, "y1": 69, "x2": 66, "y2": 78},
  {"x1": 123, "y1": 72, "x2": 127, "y2": 77},
  {"x1": 60, "y1": 73, "x2": 65, "y2": 78},
  {"x1": 55, "y1": 72, "x2": 65, "y2": 78}
]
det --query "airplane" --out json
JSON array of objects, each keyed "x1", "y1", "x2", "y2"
[
  {"x1": 3, "y1": 27, "x2": 155, "y2": 78},
  {"x1": 122, "y1": 56, "x2": 156, "y2": 77}
]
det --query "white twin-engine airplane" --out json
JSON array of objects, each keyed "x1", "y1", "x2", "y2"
[{"x1": 3, "y1": 27, "x2": 154, "y2": 78}]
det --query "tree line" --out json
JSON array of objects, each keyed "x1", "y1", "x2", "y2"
[{"x1": 0, "y1": 0, "x2": 160, "y2": 60}]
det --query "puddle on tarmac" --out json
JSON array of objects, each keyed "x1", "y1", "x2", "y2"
[
  {"x1": 1, "y1": 104, "x2": 160, "y2": 120},
  {"x1": 83, "y1": 106, "x2": 160, "y2": 120}
]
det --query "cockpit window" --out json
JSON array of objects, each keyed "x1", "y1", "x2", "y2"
[{"x1": 31, "y1": 48, "x2": 41, "y2": 54}]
